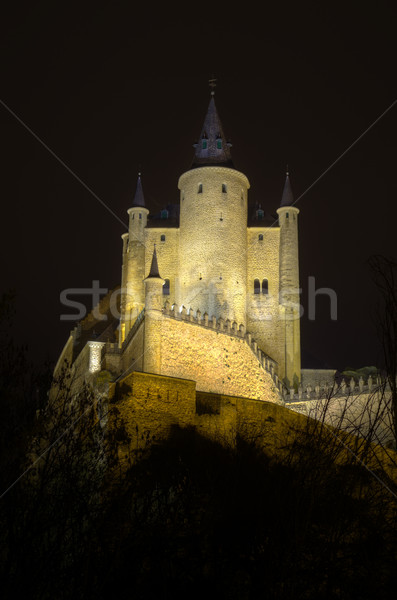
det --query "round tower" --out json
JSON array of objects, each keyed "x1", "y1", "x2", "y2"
[
  {"x1": 178, "y1": 95, "x2": 250, "y2": 326},
  {"x1": 120, "y1": 174, "x2": 149, "y2": 345},
  {"x1": 143, "y1": 246, "x2": 165, "y2": 375},
  {"x1": 276, "y1": 171, "x2": 301, "y2": 385}
]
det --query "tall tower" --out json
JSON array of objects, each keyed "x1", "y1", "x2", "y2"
[
  {"x1": 277, "y1": 172, "x2": 301, "y2": 385},
  {"x1": 178, "y1": 93, "x2": 250, "y2": 325},
  {"x1": 119, "y1": 174, "x2": 149, "y2": 345},
  {"x1": 143, "y1": 246, "x2": 165, "y2": 374}
]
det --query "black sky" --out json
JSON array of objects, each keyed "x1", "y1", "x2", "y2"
[{"x1": 1, "y1": 1, "x2": 396, "y2": 371}]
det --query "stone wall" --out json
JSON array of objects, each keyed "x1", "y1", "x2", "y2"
[
  {"x1": 158, "y1": 312, "x2": 280, "y2": 404},
  {"x1": 108, "y1": 371, "x2": 304, "y2": 456},
  {"x1": 246, "y1": 227, "x2": 284, "y2": 369}
]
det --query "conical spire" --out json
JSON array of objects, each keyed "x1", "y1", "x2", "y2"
[
  {"x1": 132, "y1": 173, "x2": 145, "y2": 208},
  {"x1": 192, "y1": 96, "x2": 233, "y2": 168},
  {"x1": 280, "y1": 169, "x2": 294, "y2": 207},
  {"x1": 147, "y1": 245, "x2": 161, "y2": 279}
]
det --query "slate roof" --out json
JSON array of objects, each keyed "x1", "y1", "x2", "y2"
[
  {"x1": 280, "y1": 172, "x2": 294, "y2": 207},
  {"x1": 191, "y1": 96, "x2": 234, "y2": 169},
  {"x1": 131, "y1": 174, "x2": 146, "y2": 208}
]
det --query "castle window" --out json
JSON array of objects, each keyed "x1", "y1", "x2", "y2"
[
  {"x1": 139, "y1": 213, "x2": 142, "y2": 220},
  {"x1": 163, "y1": 279, "x2": 170, "y2": 295},
  {"x1": 202, "y1": 140, "x2": 207, "y2": 149},
  {"x1": 256, "y1": 209, "x2": 264, "y2": 220},
  {"x1": 198, "y1": 183, "x2": 203, "y2": 194},
  {"x1": 262, "y1": 279, "x2": 269, "y2": 295},
  {"x1": 132, "y1": 214, "x2": 134, "y2": 220},
  {"x1": 254, "y1": 279, "x2": 260, "y2": 294},
  {"x1": 161, "y1": 209, "x2": 169, "y2": 219},
  {"x1": 217, "y1": 138, "x2": 222, "y2": 149},
  {"x1": 222, "y1": 183, "x2": 227, "y2": 193},
  {"x1": 286, "y1": 212, "x2": 289, "y2": 219},
  {"x1": 161, "y1": 234, "x2": 166, "y2": 242},
  {"x1": 258, "y1": 234, "x2": 263, "y2": 241}
]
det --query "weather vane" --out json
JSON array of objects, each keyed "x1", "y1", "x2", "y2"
[{"x1": 209, "y1": 75, "x2": 217, "y2": 96}]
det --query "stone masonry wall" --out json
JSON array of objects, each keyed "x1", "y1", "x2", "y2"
[
  {"x1": 246, "y1": 227, "x2": 285, "y2": 370},
  {"x1": 158, "y1": 314, "x2": 280, "y2": 404}
]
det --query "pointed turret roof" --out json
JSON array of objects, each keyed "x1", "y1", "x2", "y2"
[
  {"x1": 131, "y1": 173, "x2": 145, "y2": 208},
  {"x1": 192, "y1": 96, "x2": 234, "y2": 168},
  {"x1": 280, "y1": 170, "x2": 294, "y2": 207},
  {"x1": 147, "y1": 245, "x2": 161, "y2": 279}
]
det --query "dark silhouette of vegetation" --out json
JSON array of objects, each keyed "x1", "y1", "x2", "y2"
[{"x1": 1, "y1": 289, "x2": 397, "y2": 599}]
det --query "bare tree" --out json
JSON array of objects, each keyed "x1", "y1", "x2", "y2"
[{"x1": 368, "y1": 254, "x2": 397, "y2": 445}]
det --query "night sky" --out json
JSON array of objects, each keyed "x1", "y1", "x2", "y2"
[{"x1": 1, "y1": 2, "x2": 396, "y2": 371}]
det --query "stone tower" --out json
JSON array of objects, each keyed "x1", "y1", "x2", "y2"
[
  {"x1": 143, "y1": 246, "x2": 165, "y2": 374},
  {"x1": 277, "y1": 172, "x2": 301, "y2": 386},
  {"x1": 120, "y1": 174, "x2": 148, "y2": 345},
  {"x1": 178, "y1": 95, "x2": 250, "y2": 326}
]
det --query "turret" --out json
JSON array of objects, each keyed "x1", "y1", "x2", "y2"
[
  {"x1": 276, "y1": 170, "x2": 301, "y2": 385},
  {"x1": 119, "y1": 173, "x2": 149, "y2": 346},
  {"x1": 143, "y1": 246, "x2": 165, "y2": 374},
  {"x1": 178, "y1": 93, "x2": 249, "y2": 326}
]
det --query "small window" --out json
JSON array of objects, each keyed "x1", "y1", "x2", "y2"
[
  {"x1": 139, "y1": 213, "x2": 142, "y2": 220},
  {"x1": 262, "y1": 279, "x2": 269, "y2": 295},
  {"x1": 258, "y1": 234, "x2": 263, "y2": 241},
  {"x1": 254, "y1": 279, "x2": 260, "y2": 294},
  {"x1": 160, "y1": 209, "x2": 168, "y2": 219},
  {"x1": 217, "y1": 138, "x2": 222, "y2": 149},
  {"x1": 160, "y1": 234, "x2": 166, "y2": 242},
  {"x1": 222, "y1": 184, "x2": 227, "y2": 193},
  {"x1": 132, "y1": 214, "x2": 134, "y2": 220},
  {"x1": 163, "y1": 279, "x2": 170, "y2": 295},
  {"x1": 256, "y1": 209, "x2": 264, "y2": 220},
  {"x1": 286, "y1": 212, "x2": 289, "y2": 219},
  {"x1": 198, "y1": 183, "x2": 203, "y2": 194},
  {"x1": 202, "y1": 140, "x2": 207, "y2": 149}
]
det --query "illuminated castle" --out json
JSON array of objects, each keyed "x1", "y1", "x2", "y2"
[{"x1": 57, "y1": 92, "x2": 301, "y2": 403}]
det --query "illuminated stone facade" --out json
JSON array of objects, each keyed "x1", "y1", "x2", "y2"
[
  {"x1": 118, "y1": 95, "x2": 301, "y2": 390},
  {"x1": 56, "y1": 94, "x2": 302, "y2": 407}
]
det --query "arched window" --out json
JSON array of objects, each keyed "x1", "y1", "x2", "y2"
[
  {"x1": 202, "y1": 139, "x2": 207, "y2": 149},
  {"x1": 254, "y1": 279, "x2": 260, "y2": 294},
  {"x1": 163, "y1": 279, "x2": 170, "y2": 295},
  {"x1": 222, "y1": 183, "x2": 227, "y2": 193},
  {"x1": 262, "y1": 279, "x2": 269, "y2": 295},
  {"x1": 198, "y1": 183, "x2": 203, "y2": 194},
  {"x1": 217, "y1": 138, "x2": 222, "y2": 149},
  {"x1": 160, "y1": 234, "x2": 166, "y2": 242},
  {"x1": 258, "y1": 234, "x2": 263, "y2": 241}
]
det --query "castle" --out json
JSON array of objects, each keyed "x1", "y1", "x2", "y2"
[
  {"x1": 56, "y1": 91, "x2": 305, "y2": 407},
  {"x1": 54, "y1": 90, "x2": 395, "y2": 448}
]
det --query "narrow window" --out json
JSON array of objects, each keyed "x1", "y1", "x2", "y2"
[
  {"x1": 132, "y1": 213, "x2": 134, "y2": 220},
  {"x1": 222, "y1": 183, "x2": 227, "y2": 193},
  {"x1": 198, "y1": 183, "x2": 203, "y2": 194},
  {"x1": 217, "y1": 138, "x2": 222, "y2": 149},
  {"x1": 254, "y1": 279, "x2": 260, "y2": 294},
  {"x1": 163, "y1": 279, "x2": 170, "y2": 295},
  {"x1": 139, "y1": 213, "x2": 142, "y2": 220},
  {"x1": 286, "y1": 212, "x2": 289, "y2": 219},
  {"x1": 258, "y1": 234, "x2": 263, "y2": 241},
  {"x1": 202, "y1": 140, "x2": 207, "y2": 149},
  {"x1": 160, "y1": 234, "x2": 165, "y2": 242},
  {"x1": 262, "y1": 279, "x2": 269, "y2": 295},
  {"x1": 161, "y1": 209, "x2": 168, "y2": 219},
  {"x1": 256, "y1": 209, "x2": 264, "y2": 220}
]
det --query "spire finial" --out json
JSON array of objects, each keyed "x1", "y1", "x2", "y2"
[{"x1": 209, "y1": 75, "x2": 217, "y2": 96}]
